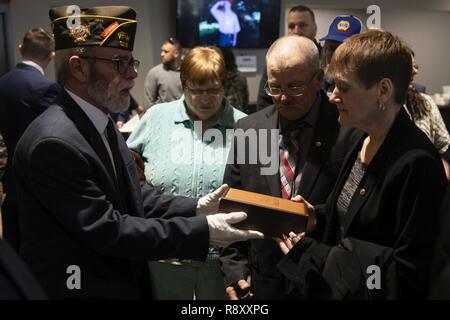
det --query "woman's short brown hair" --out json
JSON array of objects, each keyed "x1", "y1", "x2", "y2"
[
  {"x1": 180, "y1": 46, "x2": 226, "y2": 87},
  {"x1": 327, "y1": 29, "x2": 412, "y2": 104}
]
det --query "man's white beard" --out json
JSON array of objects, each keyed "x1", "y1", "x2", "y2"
[{"x1": 87, "y1": 69, "x2": 133, "y2": 113}]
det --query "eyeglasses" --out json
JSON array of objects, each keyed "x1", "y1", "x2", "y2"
[
  {"x1": 185, "y1": 86, "x2": 223, "y2": 96},
  {"x1": 80, "y1": 56, "x2": 140, "y2": 74},
  {"x1": 264, "y1": 71, "x2": 318, "y2": 97}
]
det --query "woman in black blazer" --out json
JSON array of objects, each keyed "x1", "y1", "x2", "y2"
[{"x1": 275, "y1": 30, "x2": 447, "y2": 299}]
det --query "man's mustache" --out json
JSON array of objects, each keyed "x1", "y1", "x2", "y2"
[
  {"x1": 118, "y1": 80, "x2": 135, "y2": 91},
  {"x1": 276, "y1": 103, "x2": 301, "y2": 109}
]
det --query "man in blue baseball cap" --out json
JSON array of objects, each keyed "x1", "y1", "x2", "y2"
[
  {"x1": 320, "y1": 15, "x2": 363, "y2": 92},
  {"x1": 320, "y1": 15, "x2": 363, "y2": 68}
]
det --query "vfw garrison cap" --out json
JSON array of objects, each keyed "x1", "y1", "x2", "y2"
[{"x1": 49, "y1": 5, "x2": 137, "y2": 51}]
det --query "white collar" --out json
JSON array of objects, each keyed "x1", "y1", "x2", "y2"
[
  {"x1": 65, "y1": 88, "x2": 109, "y2": 135},
  {"x1": 21, "y1": 60, "x2": 44, "y2": 75}
]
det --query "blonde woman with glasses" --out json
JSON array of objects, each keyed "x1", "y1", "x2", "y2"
[{"x1": 128, "y1": 46, "x2": 246, "y2": 299}]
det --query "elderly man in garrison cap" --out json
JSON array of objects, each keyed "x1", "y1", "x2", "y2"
[{"x1": 13, "y1": 5, "x2": 262, "y2": 299}]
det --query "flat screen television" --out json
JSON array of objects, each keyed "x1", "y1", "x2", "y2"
[{"x1": 176, "y1": 0, "x2": 281, "y2": 49}]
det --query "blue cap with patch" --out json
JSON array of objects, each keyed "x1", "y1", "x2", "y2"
[{"x1": 320, "y1": 15, "x2": 362, "y2": 43}]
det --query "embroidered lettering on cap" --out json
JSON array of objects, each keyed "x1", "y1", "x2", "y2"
[{"x1": 117, "y1": 31, "x2": 130, "y2": 48}]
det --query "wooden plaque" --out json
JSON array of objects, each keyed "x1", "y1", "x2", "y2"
[{"x1": 219, "y1": 188, "x2": 309, "y2": 237}]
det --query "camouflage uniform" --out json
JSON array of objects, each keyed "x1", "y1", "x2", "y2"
[{"x1": 224, "y1": 68, "x2": 249, "y2": 112}]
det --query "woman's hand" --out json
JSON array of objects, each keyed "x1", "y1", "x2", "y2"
[
  {"x1": 274, "y1": 232, "x2": 305, "y2": 255},
  {"x1": 291, "y1": 195, "x2": 316, "y2": 232},
  {"x1": 273, "y1": 196, "x2": 315, "y2": 255}
]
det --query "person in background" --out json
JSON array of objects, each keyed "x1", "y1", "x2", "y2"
[
  {"x1": 210, "y1": 0, "x2": 241, "y2": 47},
  {"x1": 112, "y1": 96, "x2": 145, "y2": 129},
  {"x1": 413, "y1": 82, "x2": 426, "y2": 93},
  {"x1": 276, "y1": 30, "x2": 447, "y2": 299},
  {"x1": 143, "y1": 37, "x2": 183, "y2": 109},
  {"x1": 405, "y1": 47, "x2": 450, "y2": 179},
  {"x1": 319, "y1": 15, "x2": 363, "y2": 91},
  {"x1": 256, "y1": 5, "x2": 320, "y2": 111},
  {"x1": 127, "y1": 46, "x2": 247, "y2": 300},
  {"x1": 220, "y1": 47, "x2": 249, "y2": 113},
  {"x1": 0, "y1": 27, "x2": 60, "y2": 251}
]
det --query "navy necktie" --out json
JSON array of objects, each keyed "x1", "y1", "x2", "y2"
[{"x1": 106, "y1": 118, "x2": 127, "y2": 210}]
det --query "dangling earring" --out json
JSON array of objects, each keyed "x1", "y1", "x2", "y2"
[{"x1": 378, "y1": 103, "x2": 386, "y2": 111}]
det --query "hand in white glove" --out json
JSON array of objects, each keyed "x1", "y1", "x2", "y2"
[
  {"x1": 206, "y1": 211, "x2": 264, "y2": 247},
  {"x1": 196, "y1": 184, "x2": 229, "y2": 216}
]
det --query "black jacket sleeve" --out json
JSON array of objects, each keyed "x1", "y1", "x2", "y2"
[{"x1": 141, "y1": 184, "x2": 198, "y2": 220}]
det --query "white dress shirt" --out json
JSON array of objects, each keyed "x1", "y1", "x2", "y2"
[{"x1": 21, "y1": 60, "x2": 44, "y2": 75}]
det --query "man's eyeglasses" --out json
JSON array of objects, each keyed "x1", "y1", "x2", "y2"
[
  {"x1": 264, "y1": 71, "x2": 318, "y2": 97},
  {"x1": 185, "y1": 86, "x2": 223, "y2": 96},
  {"x1": 80, "y1": 56, "x2": 140, "y2": 74}
]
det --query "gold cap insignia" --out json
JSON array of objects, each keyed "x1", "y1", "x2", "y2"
[{"x1": 69, "y1": 24, "x2": 91, "y2": 44}]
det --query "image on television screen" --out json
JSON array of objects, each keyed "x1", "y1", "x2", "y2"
[{"x1": 177, "y1": 0, "x2": 280, "y2": 49}]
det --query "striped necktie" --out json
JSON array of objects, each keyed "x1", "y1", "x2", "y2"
[{"x1": 279, "y1": 124, "x2": 303, "y2": 199}]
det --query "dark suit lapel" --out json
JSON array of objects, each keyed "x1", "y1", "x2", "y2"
[
  {"x1": 341, "y1": 110, "x2": 407, "y2": 235},
  {"x1": 56, "y1": 90, "x2": 124, "y2": 210},
  {"x1": 261, "y1": 106, "x2": 282, "y2": 197},
  {"x1": 341, "y1": 165, "x2": 375, "y2": 236},
  {"x1": 116, "y1": 127, "x2": 143, "y2": 216},
  {"x1": 299, "y1": 93, "x2": 340, "y2": 199}
]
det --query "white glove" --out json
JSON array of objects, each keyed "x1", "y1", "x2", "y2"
[
  {"x1": 196, "y1": 184, "x2": 229, "y2": 216},
  {"x1": 206, "y1": 212, "x2": 264, "y2": 247}
]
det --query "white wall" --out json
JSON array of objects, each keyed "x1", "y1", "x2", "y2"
[
  {"x1": 382, "y1": 9, "x2": 450, "y2": 94},
  {"x1": 8, "y1": 0, "x2": 450, "y2": 105}
]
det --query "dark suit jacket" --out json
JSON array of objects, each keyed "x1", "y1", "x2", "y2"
[
  {"x1": 220, "y1": 91, "x2": 359, "y2": 299},
  {"x1": 278, "y1": 109, "x2": 447, "y2": 299},
  {"x1": 429, "y1": 182, "x2": 450, "y2": 299},
  {"x1": 0, "y1": 63, "x2": 60, "y2": 201},
  {"x1": 0, "y1": 238, "x2": 47, "y2": 299},
  {"x1": 13, "y1": 90, "x2": 209, "y2": 299},
  {"x1": 255, "y1": 67, "x2": 272, "y2": 111}
]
